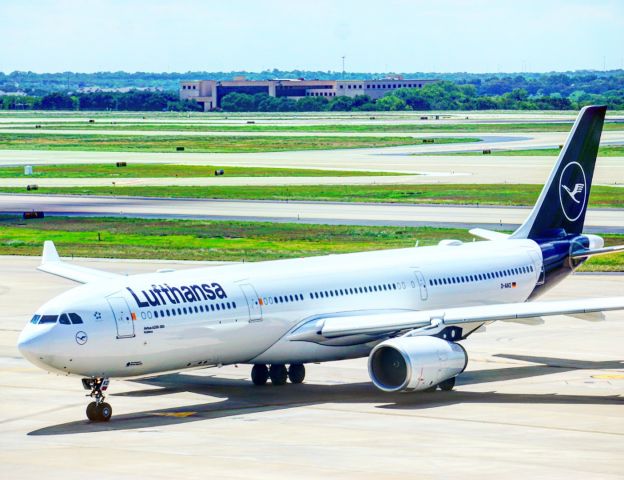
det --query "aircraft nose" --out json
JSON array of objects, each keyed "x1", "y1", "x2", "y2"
[{"x1": 17, "y1": 327, "x2": 50, "y2": 367}]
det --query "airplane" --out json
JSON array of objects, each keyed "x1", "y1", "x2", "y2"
[{"x1": 17, "y1": 105, "x2": 624, "y2": 422}]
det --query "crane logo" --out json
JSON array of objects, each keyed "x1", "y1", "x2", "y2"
[
  {"x1": 559, "y1": 162, "x2": 587, "y2": 222},
  {"x1": 75, "y1": 331, "x2": 88, "y2": 345},
  {"x1": 562, "y1": 183, "x2": 584, "y2": 203}
]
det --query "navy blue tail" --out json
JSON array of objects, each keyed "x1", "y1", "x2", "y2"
[{"x1": 512, "y1": 105, "x2": 606, "y2": 240}]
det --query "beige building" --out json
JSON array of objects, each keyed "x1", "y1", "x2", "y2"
[{"x1": 180, "y1": 78, "x2": 437, "y2": 111}]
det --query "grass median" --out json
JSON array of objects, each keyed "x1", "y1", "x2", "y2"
[
  {"x1": 2, "y1": 184, "x2": 622, "y2": 208},
  {"x1": 0, "y1": 216, "x2": 621, "y2": 271},
  {"x1": 0, "y1": 133, "x2": 478, "y2": 153},
  {"x1": 0, "y1": 163, "x2": 402, "y2": 178}
]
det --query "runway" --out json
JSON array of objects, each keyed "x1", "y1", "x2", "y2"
[
  {"x1": 0, "y1": 256, "x2": 622, "y2": 479},
  {"x1": 2, "y1": 194, "x2": 622, "y2": 232}
]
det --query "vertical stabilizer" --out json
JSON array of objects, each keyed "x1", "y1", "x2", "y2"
[{"x1": 511, "y1": 105, "x2": 606, "y2": 240}]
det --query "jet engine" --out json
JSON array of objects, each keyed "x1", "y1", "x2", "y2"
[{"x1": 368, "y1": 336, "x2": 467, "y2": 392}]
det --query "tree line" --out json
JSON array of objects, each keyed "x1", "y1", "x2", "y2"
[
  {"x1": 219, "y1": 81, "x2": 623, "y2": 112},
  {"x1": 1, "y1": 90, "x2": 202, "y2": 111},
  {"x1": 2, "y1": 69, "x2": 623, "y2": 97},
  {"x1": 1, "y1": 81, "x2": 622, "y2": 112}
]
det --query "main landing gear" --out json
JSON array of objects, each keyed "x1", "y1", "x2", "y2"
[
  {"x1": 82, "y1": 378, "x2": 112, "y2": 422},
  {"x1": 251, "y1": 364, "x2": 305, "y2": 386},
  {"x1": 423, "y1": 376, "x2": 457, "y2": 393}
]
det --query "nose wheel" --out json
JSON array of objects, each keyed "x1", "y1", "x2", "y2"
[{"x1": 82, "y1": 378, "x2": 112, "y2": 422}]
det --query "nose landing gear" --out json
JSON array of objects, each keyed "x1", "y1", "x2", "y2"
[{"x1": 82, "y1": 378, "x2": 112, "y2": 422}]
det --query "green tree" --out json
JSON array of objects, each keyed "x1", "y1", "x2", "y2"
[
  {"x1": 40, "y1": 92, "x2": 74, "y2": 110},
  {"x1": 295, "y1": 96, "x2": 328, "y2": 111},
  {"x1": 375, "y1": 95, "x2": 408, "y2": 111},
  {"x1": 221, "y1": 92, "x2": 257, "y2": 111},
  {"x1": 327, "y1": 96, "x2": 355, "y2": 111}
]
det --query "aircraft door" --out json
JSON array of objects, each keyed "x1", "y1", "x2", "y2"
[
  {"x1": 107, "y1": 297, "x2": 135, "y2": 338},
  {"x1": 239, "y1": 283, "x2": 263, "y2": 323},
  {"x1": 413, "y1": 271, "x2": 428, "y2": 301}
]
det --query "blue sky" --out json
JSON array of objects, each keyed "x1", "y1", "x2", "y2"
[{"x1": 1, "y1": 0, "x2": 623, "y2": 73}]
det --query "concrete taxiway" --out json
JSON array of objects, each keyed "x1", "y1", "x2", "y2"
[
  {"x1": 2, "y1": 194, "x2": 623, "y2": 233},
  {"x1": 1, "y1": 148, "x2": 623, "y2": 187},
  {"x1": 0, "y1": 256, "x2": 622, "y2": 479}
]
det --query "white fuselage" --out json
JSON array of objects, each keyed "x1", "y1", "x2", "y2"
[{"x1": 18, "y1": 239, "x2": 542, "y2": 378}]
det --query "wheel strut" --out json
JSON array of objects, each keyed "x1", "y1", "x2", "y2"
[{"x1": 82, "y1": 378, "x2": 112, "y2": 422}]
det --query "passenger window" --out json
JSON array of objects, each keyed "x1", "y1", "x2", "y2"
[
  {"x1": 59, "y1": 314, "x2": 71, "y2": 325},
  {"x1": 154, "y1": 311, "x2": 159, "y2": 318}
]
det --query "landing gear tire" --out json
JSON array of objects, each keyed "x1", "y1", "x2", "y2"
[
  {"x1": 86, "y1": 401, "x2": 112, "y2": 421},
  {"x1": 86, "y1": 402, "x2": 99, "y2": 421},
  {"x1": 269, "y1": 364, "x2": 288, "y2": 385},
  {"x1": 423, "y1": 386, "x2": 437, "y2": 393},
  {"x1": 288, "y1": 364, "x2": 305, "y2": 384},
  {"x1": 97, "y1": 402, "x2": 112, "y2": 422},
  {"x1": 251, "y1": 364, "x2": 269, "y2": 386},
  {"x1": 439, "y1": 376, "x2": 456, "y2": 391}
]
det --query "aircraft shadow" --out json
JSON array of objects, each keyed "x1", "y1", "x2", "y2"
[{"x1": 28, "y1": 360, "x2": 623, "y2": 436}]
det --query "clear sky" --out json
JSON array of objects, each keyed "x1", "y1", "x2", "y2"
[{"x1": 1, "y1": 0, "x2": 623, "y2": 74}]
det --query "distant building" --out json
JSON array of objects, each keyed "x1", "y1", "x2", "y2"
[{"x1": 179, "y1": 77, "x2": 437, "y2": 111}]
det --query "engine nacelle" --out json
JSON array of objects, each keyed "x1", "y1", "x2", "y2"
[{"x1": 368, "y1": 336, "x2": 467, "y2": 392}]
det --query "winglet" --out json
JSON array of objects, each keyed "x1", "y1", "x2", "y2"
[
  {"x1": 38, "y1": 241, "x2": 122, "y2": 284},
  {"x1": 42, "y1": 241, "x2": 60, "y2": 264}
]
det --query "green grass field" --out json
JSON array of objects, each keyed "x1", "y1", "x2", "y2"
[
  {"x1": 451, "y1": 145, "x2": 624, "y2": 157},
  {"x1": 3, "y1": 184, "x2": 622, "y2": 208},
  {"x1": 0, "y1": 163, "x2": 402, "y2": 178},
  {"x1": 1, "y1": 216, "x2": 621, "y2": 271},
  {"x1": 2, "y1": 121, "x2": 624, "y2": 133},
  {"x1": 0, "y1": 133, "x2": 478, "y2": 153}
]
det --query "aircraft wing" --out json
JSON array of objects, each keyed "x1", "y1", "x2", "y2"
[
  {"x1": 296, "y1": 297, "x2": 624, "y2": 340},
  {"x1": 37, "y1": 241, "x2": 124, "y2": 284}
]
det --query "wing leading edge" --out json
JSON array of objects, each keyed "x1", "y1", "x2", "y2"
[{"x1": 302, "y1": 297, "x2": 624, "y2": 340}]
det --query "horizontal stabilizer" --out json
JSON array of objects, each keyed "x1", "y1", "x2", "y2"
[
  {"x1": 571, "y1": 245, "x2": 624, "y2": 259},
  {"x1": 469, "y1": 228, "x2": 510, "y2": 241},
  {"x1": 38, "y1": 241, "x2": 123, "y2": 284}
]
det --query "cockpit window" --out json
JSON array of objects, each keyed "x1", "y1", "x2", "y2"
[
  {"x1": 59, "y1": 314, "x2": 71, "y2": 325},
  {"x1": 39, "y1": 315, "x2": 58, "y2": 324},
  {"x1": 69, "y1": 313, "x2": 83, "y2": 324},
  {"x1": 30, "y1": 315, "x2": 41, "y2": 324}
]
